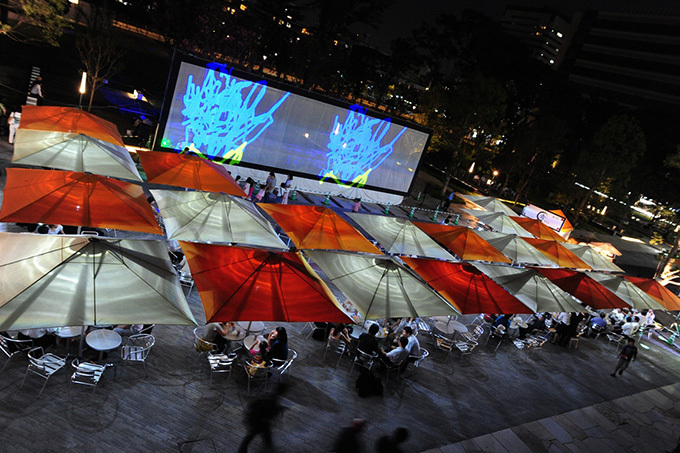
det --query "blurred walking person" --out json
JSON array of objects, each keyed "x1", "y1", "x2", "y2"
[
  {"x1": 237, "y1": 383, "x2": 287, "y2": 452},
  {"x1": 611, "y1": 338, "x2": 638, "y2": 377}
]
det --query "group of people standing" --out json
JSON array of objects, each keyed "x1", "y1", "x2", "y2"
[{"x1": 238, "y1": 172, "x2": 294, "y2": 204}]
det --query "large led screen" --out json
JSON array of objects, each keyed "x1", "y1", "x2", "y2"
[{"x1": 159, "y1": 61, "x2": 429, "y2": 194}]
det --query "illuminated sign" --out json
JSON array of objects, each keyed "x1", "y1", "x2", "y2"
[{"x1": 522, "y1": 204, "x2": 565, "y2": 232}]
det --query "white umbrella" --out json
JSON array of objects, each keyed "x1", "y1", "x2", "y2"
[
  {"x1": 0, "y1": 233, "x2": 196, "y2": 330},
  {"x1": 475, "y1": 230, "x2": 557, "y2": 266},
  {"x1": 463, "y1": 210, "x2": 534, "y2": 237},
  {"x1": 473, "y1": 263, "x2": 584, "y2": 313},
  {"x1": 305, "y1": 250, "x2": 460, "y2": 320},
  {"x1": 348, "y1": 213, "x2": 456, "y2": 260},
  {"x1": 459, "y1": 195, "x2": 516, "y2": 216},
  {"x1": 586, "y1": 272, "x2": 665, "y2": 311},
  {"x1": 151, "y1": 189, "x2": 287, "y2": 249},
  {"x1": 561, "y1": 243, "x2": 625, "y2": 273}
]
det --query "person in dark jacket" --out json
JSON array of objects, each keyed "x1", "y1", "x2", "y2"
[
  {"x1": 357, "y1": 323, "x2": 379, "y2": 355},
  {"x1": 264, "y1": 327, "x2": 288, "y2": 363},
  {"x1": 611, "y1": 338, "x2": 638, "y2": 377},
  {"x1": 237, "y1": 383, "x2": 287, "y2": 452}
]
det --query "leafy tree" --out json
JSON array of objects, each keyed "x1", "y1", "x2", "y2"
[
  {"x1": 75, "y1": 3, "x2": 125, "y2": 111},
  {"x1": 0, "y1": 0, "x2": 69, "y2": 46},
  {"x1": 571, "y1": 114, "x2": 646, "y2": 224}
]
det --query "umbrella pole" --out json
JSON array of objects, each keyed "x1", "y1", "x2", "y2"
[{"x1": 77, "y1": 326, "x2": 86, "y2": 357}]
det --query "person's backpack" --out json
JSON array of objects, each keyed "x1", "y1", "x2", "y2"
[{"x1": 356, "y1": 369, "x2": 383, "y2": 397}]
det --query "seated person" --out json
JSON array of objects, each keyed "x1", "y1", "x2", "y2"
[
  {"x1": 357, "y1": 324, "x2": 380, "y2": 355},
  {"x1": 201, "y1": 322, "x2": 229, "y2": 353},
  {"x1": 401, "y1": 326, "x2": 420, "y2": 359},
  {"x1": 378, "y1": 336, "x2": 409, "y2": 367},
  {"x1": 329, "y1": 323, "x2": 351, "y2": 343},
  {"x1": 589, "y1": 313, "x2": 608, "y2": 335},
  {"x1": 114, "y1": 324, "x2": 144, "y2": 337},
  {"x1": 264, "y1": 327, "x2": 289, "y2": 363},
  {"x1": 519, "y1": 314, "x2": 545, "y2": 339},
  {"x1": 18, "y1": 328, "x2": 54, "y2": 349},
  {"x1": 621, "y1": 316, "x2": 640, "y2": 338},
  {"x1": 248, "y1": 340, "x2": 268, "y2": 375}
]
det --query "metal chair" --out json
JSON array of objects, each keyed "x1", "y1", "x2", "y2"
[
  {"x1": 454, "y1": 340, "x2": 476, "y2": 364},
  {"x1": 193, "y1": 327, "x2": 217, "y2": 363},
  {"x1": 120, "y1": 334, "x2": 155, "y2": 378},
  {"x1": 385, "y1": 359, "x2": 405, "y2": 383},
  {"x1": 433, "y1": 333, "x2": 455, "y2": 361},
  {"x1": 140, "y1": 324, "x2": 155, "y2": 335},
  {"x1": 208, "y1": 352, "x2": 238, "y2": 384},
  {"x1": 485, "y1": 325, "x2": 506, "y2": 351},
  {"x1": 70, "y1": 358, "x2": 108, "y2": 403},
  {"x1": 606, "y1": 332, "x2": 624, "y2": 352},
  {"x1": 0, "y1": 333, "x2": 33, "y2": 373},
  {"x1": 349, "y1": 348, "x2": 377, "y2": 376},
  {"x1": 322, "y1": 337, "x2": 348, "y2": 368},
  {"x1": 179, "y1": 272, "x2": 194, "y2": 292},
  {"x1": 406, "y1": 348, "x2": 430, "y2": 378},
  {"x1": 243, "y1": 361, "x2": 273, "y2": 395},
  {"x1": 270, "y1": 349, "x2": 297, "y2": 380},
  {"x1": 20, "y1": 347, "x2": 66, "y2": 395}
]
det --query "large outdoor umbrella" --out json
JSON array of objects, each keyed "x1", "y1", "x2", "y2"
[
  {"x1": 414, "y1": 223, "x2": 511, "y2": 263},
  {"x1": 561, "y1": 243, "x2": 624, "y2": 273},
  {"x1": 624, "y1": 276, "x2": 680, "y2": 311},
  {"x1": 347, "y1": 213, "x2": 455, "y2": 260},
  {"x1": 150, "y1": 189, "x2": 286, "y2": 249},
  {"x1": 475, "y1": 230, "x2": 557, "y2": 266},
  {"x1": 0, "y1": 168, "x2": 162, "y2": 235},
  {"x1": 12, "y1": 105, "x2": 142, "y2": 181},
  {"x1": 459, "y1": 194, "x2": 517, "y2": 216},
  {"x1": 138, "y1": 151, "x2": 245, "y2": 196},
  {"x1": 0, "y1": 233, "x2": 196, "y2": 330},
  {"x1": 587, "y1": 272, "x2": 665, "y2": 311},
  {"x1": 401, "y1": 257, "x2": 531, "y2": 314},
  {"x1": 473, "y1": 263, "x2": 584, "y2": 313},
  {"x1": 260, "y1": 204, "x2": 380, "y2": 253},
  {"x1": 536, "y1": 268, "x2": 629, "y2": 309},
  {"x1": 511, "y1": 217, "x2": 566, "y2": 242},
  {"x1": 463, "y1": 210, "x2": 534, "y2": 237},
  {"x1": 180, "y1": 242, "x2": 350, "y2": 322},
  {"x1": 523, "y1": 238, "x2": 592, "y2": 270},
  {"x1": 305, "y1": 250, "x2": 460, "y2": 320},
  {"x1": 589, "y1": 242, "x2": 622, "y2": 257}
]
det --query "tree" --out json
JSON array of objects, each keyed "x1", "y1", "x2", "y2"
[
  {"x1": 0, "y1": 0, "x2": 69, "y2": 46},
  {"x1": 75, "y1": 3, "x2": 124, "y2": 111},
  {"x1": 419, "y1": 73, "x2": 507, "y2": 196},
  {"x1": 571, "y1": 114, "x2": 646, "y2": 224}
]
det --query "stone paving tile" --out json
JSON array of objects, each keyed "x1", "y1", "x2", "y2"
[
  {"x1": 490, "y1": 428, "x2": 531, "y2": 453},
  {"x1": 609, "y1": 427, "x2": 637, "y2": 449},
  {"x1": 552, "y1": 413, "x2": 588, "y2": 441},
  {"x1": 538, "y1": 417, "x2": 573, "y2": 445},
  {"x1": 582, "y1": 437, "x2": 619, "y2": 453},
  {"x1": 458, "y1": 439, "x2": 482, "y2": 452},
  {"x1": 524, "y1": 420, "x2": 555, "y2": 441},
  {"x1": 471, "y1": 433, "x2": 509, "y2": 452},
  {"x1": 645, "y1": 388, "x2": 674, "y2": 410},
  {"x1": 581, "y1": 406, "x2": 619, "y2": 432},
  {"x1": 562, "y1": 409, "x2": 597, "y2": 431},
  {"x1": 546, "y1": 440, "x2": 569, "y2": 452},
  {"x1": 437, "y1": 443, "x2": 464, "y2": 453},
  {"x1": 511, "y1": 425, "x2": 545, "y2": 453}
]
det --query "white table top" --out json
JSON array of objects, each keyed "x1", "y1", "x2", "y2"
[
  {"x1": 222, "y1": 328, "x2": 247, "y2": 341},
  {"x1": 237, "y1": 321, "x2": 265, "y2": 334},
  {"x1": 434, "y1": 320, "x2": 468, "y2": 334},
  {"x1": 86, "y1": 329, "x2": 122, "y2": 352},
  {"x1": 55, "y1": 326, "x2": 83, "y2": 338},
  {"x1": 243, "y1": 334, "x2": 265, "y2": 351}
]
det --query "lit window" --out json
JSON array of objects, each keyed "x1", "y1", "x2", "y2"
[
  {"x1": 549, "y1": 59, "x2": 555, "y2": 64},
  {"x1": 240, "y1": 4, "x2": 247, "y2": 10},
  {"x1": 556, "y1": 31, "x2": 563, "y2": 38}
]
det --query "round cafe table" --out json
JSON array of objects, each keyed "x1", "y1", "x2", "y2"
[
  {"x1": 243, "y1": 334, "x2": 265, "y2": 352},
  {"x1": 55, "y1": 326, "x2": 84, "y2": 356},
  {"x1": 434, "y1": 320, "x2": 468, "y2": 335},
  {"x1": 86, "y1": 329, "x2": 122, "y2": 361},
  {"x1": 222, "y1": 328, "x2": 247, "y2": 342},
  {"x1": 237, "y1": 321, "x2": 265, "y2": 335}
]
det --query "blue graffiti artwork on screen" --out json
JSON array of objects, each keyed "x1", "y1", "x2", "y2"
[
  {"x1": 320, "y1": 105, "x2": 407, "y2": 188},
  {"x1": 180, "y1": 63, "x2": 289, "y2": 164}
]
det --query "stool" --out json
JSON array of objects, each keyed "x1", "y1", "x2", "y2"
[{"x1": 569, "y1": 337, "x2": 579, "y2": 349}]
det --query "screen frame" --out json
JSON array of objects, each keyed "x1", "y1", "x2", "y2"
[{"x1": 155, "y1": 52, "x2": 431, "y2": 197}]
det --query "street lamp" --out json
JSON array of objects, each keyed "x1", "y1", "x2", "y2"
[
  {"x1": 78, "y1": 71, "x2": 87, "y2": 108},
  {"x1": 493, "y1": 170, "x2": 499, "y2": 177}
]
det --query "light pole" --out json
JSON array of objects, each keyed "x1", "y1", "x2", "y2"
[{"x1": 78, "y1": 72, "x2": 87, "y2": 108}]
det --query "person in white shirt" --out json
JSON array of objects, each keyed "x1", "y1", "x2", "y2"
[
  {"x1": 621, "y1": 316, "x2": 640, "y2": 338},
  {"x1": 401, "y1": 326, "x2": 420, "y2": 358},
  {"x1": 379, "y1": 336, "x2": 409, "y2": 367},
  {"x1": 8, "y1": 109, "x2": 21, "y2": 144},
  {"x1": 114, "y1": 324, "x2": 144, "y2": 337},
  {"x1": 47, "y1": 224, "x2": 64, "y2": 235}
]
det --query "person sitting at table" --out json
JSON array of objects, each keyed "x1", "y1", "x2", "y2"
[
  {"x1": 621, "y1": 316, "x2": 640, "y2": 339},
  {"x1": 114, "y1": 324, "x2": 143, "y2": 337},
  {"x1": 18, "y1": 328, "x2": 54, "y2": 349},
  {"x1": 329, "y1": 323, "x2": 351, "y2": 343},
  {"x1": 202, "y1": 322, "x2": 230, "y2": 353},
  {"x1": 401, "y1": 326, "x2": 420, "y2": 360},
  {"x1": 265, "y1": 327, "x2": 289, "y2": 363},
  {"x1": 589, "y1": 313, "x2": 608, "y2": 336},
  {"x1": 378, "y1": 336, "x2": 409, "y2": 368},
  {"x1": 518, "y1": 314, "x2": 545, "y2": 339},
  {"x1": 357, "y1": 324, "x2": 380, "y2": 355}
]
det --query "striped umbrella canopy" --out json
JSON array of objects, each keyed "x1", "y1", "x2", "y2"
[
  {"x1": 536, "y1": 268, "x2": 629, "y2": 309},
  {"x1": 414, "y1": 223, "x2": 511, "y2": 263},
  {"x1": 561, "y1": 243, "x2": 624, "y2": 273},
  {"x1": 587, "y1": 272, "x2": 665, "y2": 311},
  {"x1": 463, "y1": 210, "x2": 534, "y2": 237},
  {"x1": 624, "y1": 276, "x2": 680, "y2": 311},
  {"x1": 523, "y1": 238, "x2": 592, "y2": 270},
  {"x1": 475, "y1": 230, "x2": 557, "y2": 266},
  {"x1": 511, "y1": 217, "x2": 566, "y2": 242}
]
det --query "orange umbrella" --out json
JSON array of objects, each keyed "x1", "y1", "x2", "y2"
[
  {"x1": 625, "y1": 276, "x2": 680, "y2": 311},
  {"x1": 401, "y1": 257, "x2": 530, "y2": 314},
  {"x1": 0, "y1": 168, "x2": 162, "y2": 234},
  {"x1": 260, "y1": 204, "x2": 380, "y2": 253},
  {"x1": 138, "y1": 151, "x2": 246, "y2": 196},
  {"x1": 523, "y1": 238, "x2": 592, "y2": 270},
  {"x1": 414, "y1": 223, "x2": 511, "y2": 263},
  {"x1": 180, "y1": 242, "x2": 351, "y2": 322},
  {"x1": 511, "y1": 217, "x2": 566, "y2": 242},
  {"x1": 17, "y1": 105, "x2": 125, "y2": 145},
  {"x1": 536, "y1": 268, "x2": 628, "y2": 309}
]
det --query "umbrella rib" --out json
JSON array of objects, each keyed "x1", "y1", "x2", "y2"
[
  {"x1": 363, "y1": 264, "x2": 390, "y2": 319},
  {"x1": 0, "y1": 241, "x2": 88, "y2": 269}
]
